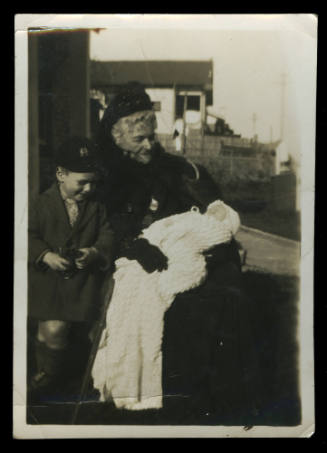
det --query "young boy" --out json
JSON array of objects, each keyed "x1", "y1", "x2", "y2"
[{"x1": 28, "y1": 136, "x2": 114, "y2": 402}]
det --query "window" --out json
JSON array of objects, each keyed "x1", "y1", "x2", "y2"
[
  {"x1": 175, "y1": 94, "x2": 201, "y2": 118},
  {"x1": 187, "y1": 95, "x2": 200, "y2": 111},
  {"x1": 152, "y1": 101, "x2": 161, "y2": 112},
  {"x1": 175, "y1": 95, "x2": 185, "y2": 118}
]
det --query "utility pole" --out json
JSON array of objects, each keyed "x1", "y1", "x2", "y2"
[
  {"x1": 182, "y1": 94, "x2": 188, "y2": 155},
  {"x1": 252, "y1": 112, "x2": 257, "y2": 137},
  {"x1": 279, "y1": 72, "x2": 287, "y2": 141},
  {"x1": 219, "y1": 106, "x2": 226, "y2": 119}
]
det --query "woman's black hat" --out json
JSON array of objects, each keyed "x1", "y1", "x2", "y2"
[{"x1": 102, "y1": 82, "x2": 153, "y2": 132}]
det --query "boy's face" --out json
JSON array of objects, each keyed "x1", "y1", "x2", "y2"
[{"x1": 57, "y1": 169, "x2": 98, "y2": 202}]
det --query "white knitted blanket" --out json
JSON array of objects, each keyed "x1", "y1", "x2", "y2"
[{"x1": 92, "y1": 200, "x2": 240, "y2": 410}]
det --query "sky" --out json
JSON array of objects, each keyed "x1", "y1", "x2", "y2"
[{"x1": 89, "y1": 15, "x2": 317, "y2": 147}]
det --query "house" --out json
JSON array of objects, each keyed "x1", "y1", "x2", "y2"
[
  {"x1": 90, "y1": 60, "x2": 213, "y2": 135},
  {"x1": 28, "y1": 35, "x2": 213, "y2": 195}
]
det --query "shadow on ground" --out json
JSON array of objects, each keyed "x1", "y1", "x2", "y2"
[{"x1": 26, "y1": 270, "x2": 301, "y2": 427}]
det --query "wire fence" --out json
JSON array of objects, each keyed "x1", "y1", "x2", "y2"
[{"x1": 157, "y1": 133, "x2": 276, "y2": 185}]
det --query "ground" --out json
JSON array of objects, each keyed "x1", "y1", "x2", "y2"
[
  {"x1": 224, "y1": 179, "x2": 300, "y2": 241},
  {"x1": 26, "y1": 269, "x2": 301, "y2": 426},
  {"x1": 26, "y1": 179, "x2": 302, "y2": 427},
  {"x1": 236, "y1": 226, "x2": 300, "y2": 277},
  {"x1": 238, "y1": 208, "x2": 300, "y2": 242}
]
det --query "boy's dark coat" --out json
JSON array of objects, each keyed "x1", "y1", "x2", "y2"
[{"x1": 28, "y1": 183, "x2": 114, "y2": 322}]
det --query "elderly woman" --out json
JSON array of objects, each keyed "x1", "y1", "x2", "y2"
[{"x1": 93, "y1": 83, "x2": 263, "y2": 424}]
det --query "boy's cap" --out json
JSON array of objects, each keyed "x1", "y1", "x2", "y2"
[{"x1": 54, "y1": 137, "x2": 101, "y2": 173}]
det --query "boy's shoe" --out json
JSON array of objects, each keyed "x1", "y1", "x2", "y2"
[
  {"x1": 30, "y1": 370, "x2": 52, "y2": 390},
  {"x1": 28, "y1": 370, "x2": 65, "y2": 405}
]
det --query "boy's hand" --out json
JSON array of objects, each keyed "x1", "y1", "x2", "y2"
[
  {"x1": 75, "y1": 247, "x2": 99, "y2": 269},
  {"x1": 42, "y1": 252, "x2": 71, "y2": 271}
]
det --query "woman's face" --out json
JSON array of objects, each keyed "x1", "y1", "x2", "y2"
[{"x1": 111, "y1": 111, "x2": 157, "y2": 164}]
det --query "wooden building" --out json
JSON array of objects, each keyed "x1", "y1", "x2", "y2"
[
  {"x1": 28, "y1": 29, "x2": 92, "y2": 198},
  {"x1": 90, "y1": 60, "x2": 213, "y2": 135}
]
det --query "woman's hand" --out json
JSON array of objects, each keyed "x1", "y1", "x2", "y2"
[
  {"x1": 122, "y1": 238, "x2": 168, "y2": 273},
  {"x1": 204, "y1": 239, "x2": 242, "y2": 271}
]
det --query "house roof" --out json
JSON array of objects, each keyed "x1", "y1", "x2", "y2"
[{"x1": 90, "y1": 60, "x2": 213, "y2": 90}]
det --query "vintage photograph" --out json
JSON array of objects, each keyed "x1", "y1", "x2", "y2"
[{"x1": 14, "y1": 14, "x2": 316, "y2": 438}]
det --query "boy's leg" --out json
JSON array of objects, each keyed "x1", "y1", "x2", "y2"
[
  {"x1": 38, "y1": 320, "x2": 71, "y2": 349},
  {"x1": 29, "y1": 320, "x2": 71, "y2": 402}
]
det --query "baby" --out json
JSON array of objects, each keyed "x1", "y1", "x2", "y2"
[{"x1": 92, "y1": 200, "x2": 240, "y2": 410}]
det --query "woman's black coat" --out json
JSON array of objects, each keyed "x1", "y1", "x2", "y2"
[{"x1": 97, "y1": 141, "x2": 264, "y2": 423}]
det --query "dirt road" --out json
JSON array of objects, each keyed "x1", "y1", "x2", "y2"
[{"x1": 236, "y1": 226, "x2": 300, "y2": 276}]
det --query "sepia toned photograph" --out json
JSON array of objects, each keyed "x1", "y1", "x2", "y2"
[{"x1": 14, "y1": 14, "x2": 316, "y2": 438}]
